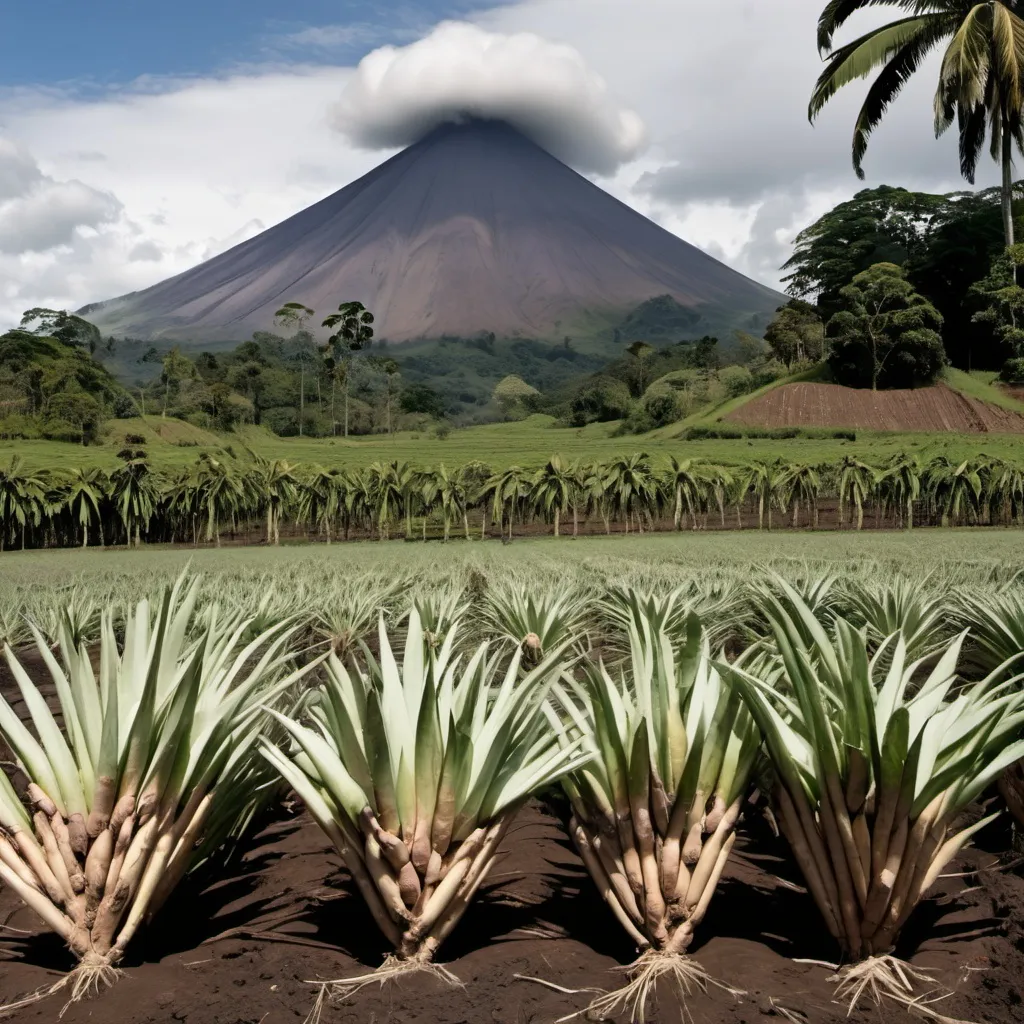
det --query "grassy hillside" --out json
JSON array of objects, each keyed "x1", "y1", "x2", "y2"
[{"x1": 1, "y1": 410, "x2": 1022, "y2": 473}]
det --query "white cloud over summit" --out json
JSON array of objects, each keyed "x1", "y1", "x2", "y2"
[
  {"x1": 332, "y1": 21, "x2": 646, "y2": 174},
  {"x1": 0, "y1": 0, "x2": 1010, "y2": 330}
]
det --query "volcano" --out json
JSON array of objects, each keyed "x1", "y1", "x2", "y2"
[{"x1": 84, "y1": 120, "x2": 782, "y2": 343}]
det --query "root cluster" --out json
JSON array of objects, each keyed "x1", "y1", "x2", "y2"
[
  {"x1": 0, "y1": 779, "x2": 214, "y2": 1003},
  {"x1": 320, "y1": 809, "x2": 511, "y2": 966}
]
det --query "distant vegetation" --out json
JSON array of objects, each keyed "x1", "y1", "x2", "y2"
[{"x1": 0, "y1": 443, "x2": 1020, "y2": 550}]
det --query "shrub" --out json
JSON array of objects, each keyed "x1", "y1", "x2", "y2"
[
  {"x1": 999, "y1": 357, "x2": 1024, "y2": 384},
  {"x1": 718, "y1": 364, "x2": 754, "y2": 397},
  {"x1": 112, "y1": 392, "x2": 139, "y2": 418},
  {"x1": 567, "y1": 376, "x2": 633, "y2": 426},
  {"x1": 750, "y1": 359, "x2": 789, "y2": 389}
]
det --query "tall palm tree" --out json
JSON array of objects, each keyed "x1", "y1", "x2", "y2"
[
  {"x1": 531, "y1": 455, "x2": 574, "y2": 537},
  {"x1": 877, "y1": 452, "x2": 922, "y2": 528},
  {"x1": 603, "y1": 454, "x2": 655, "y2": 533},
  {"x1": 663, "y1": 457, "x2": 708, "y2": 531},
  {"x1": 836, "y1": 455, "x2": 876, "y2": 530},
  {"x1": 780, "y1": 463, "x2": 822, "y2": 528},
  {"x1": 253, "y1": 457, "x2": 298, "y2": 545},
  {"x1": 58, "y1": 466, "x2": 106, "y2": 548},
  {"x1": 110, "y1": 448, "x2": 157, "y2": 548},
  {"x1": 0, "y1": 458, "x2": 46, "y2": 551},
  {"x1": 480, "y1": 466, "x2": 530, "y2": 540},
  {"x1": 810, "y1": 0, "x2": 1024, "y2": 246}
]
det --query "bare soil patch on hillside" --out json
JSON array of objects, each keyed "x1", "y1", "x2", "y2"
[{"x1": 727, "y1": 382, "x2": 1024, "y2": 433}]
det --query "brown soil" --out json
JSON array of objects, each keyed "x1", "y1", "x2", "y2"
[
  {"x1": 726, "y1": 382, "x2": 1024, "y2": 433},
  {"x1": 4, "y1": 666, "x2": 1024, "y2": 1023}
]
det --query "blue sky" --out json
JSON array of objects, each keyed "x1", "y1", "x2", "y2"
[{"x1": 1, "y1": 0, "x2": 502, "y2": 87}]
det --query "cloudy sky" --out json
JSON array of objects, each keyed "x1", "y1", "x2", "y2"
[{"x1": 0, "y1": 0, "x2": 1005, "y2": 330}]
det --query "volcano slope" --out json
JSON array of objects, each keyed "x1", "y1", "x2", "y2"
[{"x1": 83, "y1": 120, "x2": 782, "y2": 344}]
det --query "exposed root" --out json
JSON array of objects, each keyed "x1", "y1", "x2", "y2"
[
  {"x1": 559, "y1": 949, "x2": 745, "y2": 1024},
  {"x1": 0, "y1": 952, "x2": 121, "y2": 1019},
  {"x1": 829, "y1": 956, "x2": 975, "y2": 1023},
  {"x1": 303, "y1": 953, "x2": 463, "y2": 1023}
]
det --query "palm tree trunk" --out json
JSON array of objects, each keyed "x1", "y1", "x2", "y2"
[
  {"x1": 344, "y1": 377, "x2": 350, "y2": 438},
  {"x1": 674, "y1": 487, "x2": 682, "y2": 530},
  {"x1": 554, "y1": 507, "x2": 560, "y2": 537},
  {"x1": 573, "y1": 504, "x2": 579, "y2": 537},
  {"x1": 482, "y1": 508, "x2": 489, "y2": 540},
  {"x1": 463, "y1": 512, "x2": 470, "y2": 541},
  {"x1": 1003, "y1": 108, "x2": 1016, "y2": 250}
]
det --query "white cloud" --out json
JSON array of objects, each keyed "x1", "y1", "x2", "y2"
[
  {"x1": 0, "y1": 177, "x2": 122, "y2": 254},
  {"x1": 333, "y1": 20, "x2": 646, "y2": 174},
  {"x1": 0, "y1": 1, "x2": 1010, "y2": 331},
  {"x1": 0, "y1": 66, "x2": 383, "y2": 327},
  {"x1": 0, "y1": 138, "x2": 43, "y2": 201}
]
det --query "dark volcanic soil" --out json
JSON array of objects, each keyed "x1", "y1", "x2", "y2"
[
  {"x1": 2, "y1": 803, "x2": 1024, "y2": 1024},
  {"x1": 3, "y1": 656, "x2": 1024, "y2": 1023}
]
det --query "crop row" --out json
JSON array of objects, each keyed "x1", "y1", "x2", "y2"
[
  {"x1": 1, "y1": 571, "x2": 1023, "y2": 1018},
  {"x1": 2, "y1": 449, "x2": 1024, "y2": 551}
]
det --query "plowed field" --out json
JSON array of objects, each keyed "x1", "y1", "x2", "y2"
[{"x1": 726, "y1": 382, "x2": 1024, "y2": 432}]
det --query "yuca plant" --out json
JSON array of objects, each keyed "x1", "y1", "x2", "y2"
[
  {"x1": 0, "y1": 577, "x2": 311, "y2": 1006},
  {"x1": 841, "y1": 576, "x2": 950, "y2": 663},
  {"x1": 481, "y1": 579, "x2": 590, "y2": 660},
  {"x1": 260, "y1": 608, "x2": 589, "y2": 1003},
  {"x1": 552, "y1": 602, "x2": 759, "y2": 1020},
  {"x1": 956, "y1": 587, "x2": 1024, "y2": 827},
  {"x1": 723, "y1": 580, "x2": 1024, "y2": 1012}
]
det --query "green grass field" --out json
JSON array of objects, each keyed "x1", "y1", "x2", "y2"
[
  {"x1": 2, "y1": 366, "x2": 1022, "y2": 472},
  {"x1": 2, "y1": 529, "x2": 1019, "y2": 591},
  {"x1": 3, "y1": 414, "x2": 1023, "y2": 474}
]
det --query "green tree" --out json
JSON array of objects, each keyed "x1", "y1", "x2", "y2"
[
  {"x1": 20, "y1": 308, "x2": 101, "y2": 354},
  {"x1": 322, "y1": 301, "x2": 374, "y2": 438},
  {"x1": 531, "y1": 455, "x2": 574, "y2": 537},
  {"x1": 59, "y1": 467, "x2": 107, "y2": 547},
  {"x1": 809, "y1": 0, "x2": 1024, "y2": 248},
  {"x1": 44, "y1": 386, "x2": 103, "y2": 444},
  {"x1": 0, "y1": 457, "x2": 46, "y2": 550},
  {"x1": 492, "y1": 374, "x2": 539, "y2": 418},
  {"x1": 782, "y1": 186, "x2": 945, "y2": 314},
  {"x1": 274, "y1": 302, "x2": 316, "y2": 436},
  {"x1": 626, "y1": 340, "x2": 655, "y2": 395},
  {"x1": 971, "y1": 241, "x2": 1024, "y2": 355},
  {"x1": 110, "y1": 438, "x2": 156, "y2": 548},
  {"x1": 764, "y1": 300, "x2": 826, "y2": 367},
  {"x1": 826, "y1": 263, "x2": 947, "y2": 389}
]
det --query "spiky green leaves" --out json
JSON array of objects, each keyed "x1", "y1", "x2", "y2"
[
  {"x1": 261, "y1": 609, "x2": 589, "y2": 959},
  {"x1": 557, "y1": 599, "x2": 759, "y2": 952},
  {"x1": 723, "y1": 577, "x2": 1024, "y2": 957}
]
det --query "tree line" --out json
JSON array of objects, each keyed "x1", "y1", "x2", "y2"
[{"x1": 0, "y1": 444, "x2": 1021, "y2": 551}]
